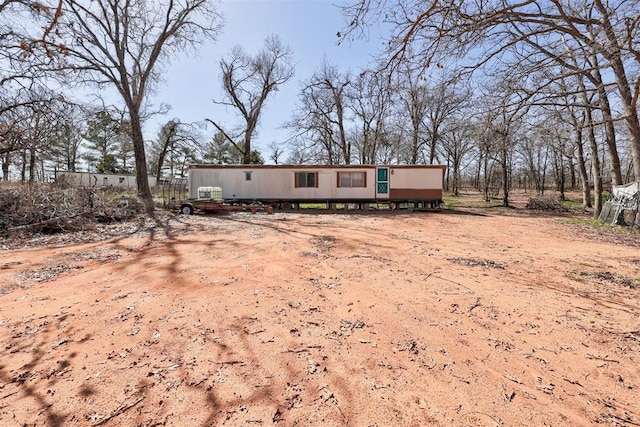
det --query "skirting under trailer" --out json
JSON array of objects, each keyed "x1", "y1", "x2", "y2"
[{"x1": 186, "y1": 164, "x2": 446, "y2": 211}]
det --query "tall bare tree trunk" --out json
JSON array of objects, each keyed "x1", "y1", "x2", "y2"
[
  {"x1": 574, "y1": 68, "x2": 602, "y2": 214},
  {"x1": 21, "y1": 150, "x2": 26, "y2": 182},
  {"x1": 574, "y1": 129, "x2": 591, "y2": 209},
  {"x1": 335, "y1": 91, "x2": 350, "y2": 164},
  {"x1": 28, "y1": 146, "x2": 36, "y2": 182},
  {"x1": 155, "y1": 121, "x2": 177, "y2": 183},
  {"x1": 568, "y1": 156, "x2": 576, "y2": 189},
  {"x1": 595, "y1": 0, "x2": 640, "y2": 181},
  {"x1": 501, "y1": 140, "x2": 509, "y2": 207},
  {"x1": 2, "y1": 153, "x2": 9, "y2": 181},
  {"x1": 482, "y1": 144, "x2": 491, "y2": 202},
  {"x1": 585, "y1": 108, "x2": 603, "y2": 217},
  {"x1": 129, "y1": 110, "x2": 154, "y2": 216},
  {"x1": 592, "y1": 55, "x2": 623, "y2": 185},
  {"x1": 242, "y1": 128, "x2": 253, "y2": 165},
  {"x1": 608, "y1": 60, "x2": 640, "y2": 181}
]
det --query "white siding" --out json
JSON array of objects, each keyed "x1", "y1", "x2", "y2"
[
  {"x1": 187, "y1": 165, "x2": 445, "y2": 201},
  {"x1": 389, "y1": 167, "x2": 443, "y2": 190},
  {"x1": 57, "y1": 172, "x2": 157, "y2": 188},
  {"x1": 188, "y1": 167, "x2": 376, "y2": 200}
]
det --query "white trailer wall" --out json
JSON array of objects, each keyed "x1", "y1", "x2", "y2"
[
  {"x1": 188, "y1": 166, "x2": 375, "y2": 200},
  {"x1": 390, "y1": 167, "x2": 443, "y2": 189},
  {"x1": 187, "y1": 165, "x2": 446, "y2": 203}
]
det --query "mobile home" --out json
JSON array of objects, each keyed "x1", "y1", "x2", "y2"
[
  {"x1": 56, "y1": 171, "x2": 158, "y2": 189},
  {"x1": 187, "y1": 164, "x2": 446, "y2": 208}
]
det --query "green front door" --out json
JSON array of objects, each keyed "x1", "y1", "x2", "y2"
[{"x1": 376, "y1": 167, "x2": 388, "y2": 196}]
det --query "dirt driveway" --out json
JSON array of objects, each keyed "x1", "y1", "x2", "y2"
[{"x1": 1, "y1": 202, "x2": 639, "y2": 426}]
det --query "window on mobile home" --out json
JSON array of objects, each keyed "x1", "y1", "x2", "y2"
[
  {"x1": 294, "y1": 171, "x2": 318, "y2": 188},
  {"x1": 337, "y1": 171, "x2": 366, "y2": 188}
]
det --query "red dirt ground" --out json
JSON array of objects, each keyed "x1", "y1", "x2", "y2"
[{"x1": 1, "y1": 193, "x2": 639, "y2": 426}]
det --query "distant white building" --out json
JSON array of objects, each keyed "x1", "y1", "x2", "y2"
[{"x1": 56, "y1": 171, "x2": 158, "y2": 189}]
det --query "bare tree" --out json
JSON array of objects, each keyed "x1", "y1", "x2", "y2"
[
  {"x1": 286, "y1": 138, "x2": 317, "y2": 164},
  {"x1": 441, "y1": 120, "x2": 475, "y2": 196},
  {"x1": 150, "y1": 119, "x2": 203, "y2": 181},
  {"x1": 46, "y1": 103, "x2": 85, "y2": 173},
  {"x1": 519, "y1": 119, "x2": 551, "y2": 196},
  {"x1": 349, "y1": 68, "x2": 391, "y2": 164},
  {"x1": 0, "y1": 89, "x2": 74, "y2": 181},
  {"x1": 267, "y1": 141, "x2": 284, "y2": 164},
  {"x1": 0, "y1": 0, "x2": 63, "y2": 89},
  {"x1": 579, "y1": 86, "x2": 605, "y2": 216},
  {"x1": 473, "y1": 112, "x2": 499, "y2": 202},
  {"x1": 31, "y1": 0, "x2": 223, "y2": 214},
  {"x1": 151, "y1": 120, "x2": 178, "y2": 182},
  {"x1": 560, "y1": 84, "x2": 593, "y2": 209},
  {"x1": 508, "y1": 15, "x2": 624, "y2": 187},
  {"x1": 477, "y1": 82, "x2": 526, "y2": 207},
  {"x1": 341, "y1": 0, "x2": 640, "y2": 181},
  {"x1": 19, "y1": 105, "x2": 58, "y2": 181},
  {"x1": 394, "y1": 63, "x2": 429, "y2": 164},
  {"x1": 423, "y1": 75, "x2": 470, "y2": 164},
  {"x1": 210, "y1": 35, "x2": 294, "y2": 165},
  {"x1": 288, "y1": 60, "x2": 353, "y2": 164},
  {"x1": 82, "y1": 110, "x2": 120, "y2": 173},
  {"x1": 549, "y1": 127, "x2": 572, "y2": 201}
]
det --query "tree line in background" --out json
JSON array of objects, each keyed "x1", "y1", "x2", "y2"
[{"x1": 1, "y1": 0, "x2": 639, "y2": 217}]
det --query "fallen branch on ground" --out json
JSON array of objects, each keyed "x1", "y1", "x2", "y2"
[{"x1": 93, "y1": 395, "x2": 145, "y2": 426}]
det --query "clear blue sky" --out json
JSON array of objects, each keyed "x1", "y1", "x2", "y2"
[{"x1": 152, "y1": 0, "x2": 385, "y2": 161}]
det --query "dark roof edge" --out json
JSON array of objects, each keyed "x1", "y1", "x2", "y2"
[{"x1": 189, "y1": 164, "x2": 447, "y2": 170}]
